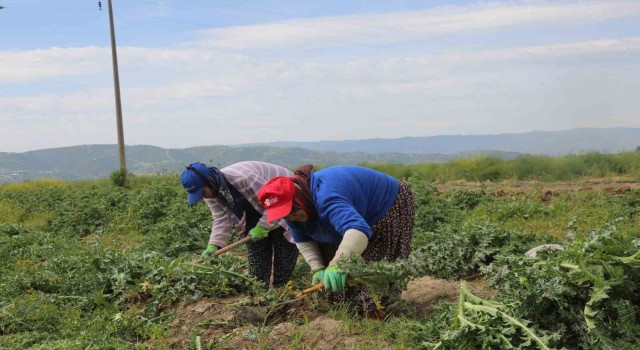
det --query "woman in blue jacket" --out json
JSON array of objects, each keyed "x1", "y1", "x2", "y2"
[{"x1": 258, "y1": 165, "x2": 415, "y2": 317}]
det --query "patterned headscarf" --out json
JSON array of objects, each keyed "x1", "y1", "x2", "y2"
[
  {"x1": 210, "y1": 167, "x2": 247, "y2": 219},
  {"x1": 189, "y1": 164, "x2": 246, "y2": 220}
]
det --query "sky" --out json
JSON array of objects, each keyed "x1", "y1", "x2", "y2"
[{"x1": 1, "y1": 0, "x2": 639, "y2": 153}]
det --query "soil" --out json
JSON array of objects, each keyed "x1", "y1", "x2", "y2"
[
  {"x1": 264, "y1": 316, "x2": 391, "y2": 350},
  {"x1": 436, "y1": 177, "x2": 640, "y2": 196},
  {"x1": 163, "y1": 276, "x2": 496, "y2": 349},
  {"x1": 401, "y1": 276, "x2": 496, "y2": 317},
  {"x1": 162, "y1": 296, "x2": 244, "y2": 349}
]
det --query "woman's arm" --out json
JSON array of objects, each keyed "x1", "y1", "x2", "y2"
[
  {"x1": 205, "y1": 198, "x2": 236, "y2": 248},
  {"x1": 297, "y1": 241, "x2": 325, "y2": 273},
  {"x1": 329, "y1": 229, "x2": 369, "y2": 266}
]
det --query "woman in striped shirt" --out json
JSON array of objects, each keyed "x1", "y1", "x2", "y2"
[{"x1": 181, "y1": 161, "x2": 299, "y2": 288}]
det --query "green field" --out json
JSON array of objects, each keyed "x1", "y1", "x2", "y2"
[{"x1": 1, "y1": 158, "x2": 640, "y2": 349}]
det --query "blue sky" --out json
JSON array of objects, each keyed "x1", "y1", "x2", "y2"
[{"x1": 1, "y1": 0, "x2": 639, "y2": 152}]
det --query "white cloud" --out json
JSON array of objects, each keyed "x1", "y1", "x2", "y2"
[
  {"x1": 194, "y1": 1, "x2": 640, "y2": 49},
  {"x1": 2, "y1": 36, "x2": 638, "y2": 117},
  {"x1": 0, "y1": 46, "x2": 109, "y2": 82},
  {"x1": 1, "y1": 1, "x2": 639, "y2": 152},
  {"x1": 0, "y1": 89, "x2": 113, "y2": 115},
  {"x1": 3, "y1": 1, "x2": 640, "y2": 84},
  {"x1": 460, "y1": 37, "x2": 640, "y2": 61},
  {"x1": 0, "y1": 46, "x2": 210, "y2": 83},
  {"x1": 126, "y1": 79, "x2": 248, "y2": 101},
  {"x1": 3, "y1": 36, "x2": 638, "y2": 85}
]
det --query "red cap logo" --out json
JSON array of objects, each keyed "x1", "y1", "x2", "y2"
[{"x1": 258, "y1": 176, "x2": 295, "y2": 222}]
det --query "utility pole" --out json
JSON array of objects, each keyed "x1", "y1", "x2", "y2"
[{"x1": 106, "y1": 0, "x2": 127, "y2": 173}]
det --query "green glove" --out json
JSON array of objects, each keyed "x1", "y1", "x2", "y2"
[
  {"x1": 312, "y1": 269, "x2": 325, "y2": 284},
  {"x1": 201, "y1": 244, "x2": 218, "y2": 258},
  {"x1": 249, "y1": 226, "x2": 269, "y2": 241},
  {"x1": 322, "y1": 265, "x2": 347, "y2": 292}
]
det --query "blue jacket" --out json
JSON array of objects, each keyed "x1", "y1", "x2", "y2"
[{"x1": 288, "y1": 166, "x2": 399, "y2": 243}]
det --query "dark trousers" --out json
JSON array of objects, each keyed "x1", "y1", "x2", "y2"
[{"x1": 246, "y1": 228, "x2": 299, "y2": 288}]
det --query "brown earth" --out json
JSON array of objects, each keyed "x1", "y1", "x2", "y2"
[
  {"x1": 264, "y1": 316, "x2": 391, "y2": 350},
  {"x1": 436, "y1": 177, "x2": 640, "y2": 196},
  {"x1": 162, "y1": 296, "x2": 243, "y2": 349},
  {"x1": 163, "y1": 276, "x2": 496, "y2": 349},
  {"x1": 164, "y1": 298, "x2": 392, "y2": 349},
  {"x1": 401, "y1": 276, "x2": 496, "y2": 317}
]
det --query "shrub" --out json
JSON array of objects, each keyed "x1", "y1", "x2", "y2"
[{"x1": 110, "y1": 169, "x2": 129, "y2": 187}]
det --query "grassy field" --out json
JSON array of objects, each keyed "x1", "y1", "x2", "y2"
[
  {"x1": 1, "y1": 163, "x2": 639, "y2": 349},
  {"x1": 366, "y1": 150, "x2": 640, "y2": 182}
]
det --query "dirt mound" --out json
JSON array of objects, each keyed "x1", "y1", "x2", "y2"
[
  {"x1": 162, "y1": 277, "x2": 496, "y2": 348},
  {"x1": 266, "y1": 316, "x2": 390, "y2": 350},
  {"x1": 164, "y1": 296, "x2": 243, "y2": 349},
  {"x1": 402, "y1": 276, "x2": 496, "y2": 317},
  {"x1": 202, "y1": 315, "x2": 392, "y2": 349}
]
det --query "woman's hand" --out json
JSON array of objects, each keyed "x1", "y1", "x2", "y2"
[
  {"x1": 201, "y1": 244, "x2": 219, "y2": 258},
  {"x1": 249, "y1": 226, "x2": 269, "y2": 241},
  {"x1": 322, "y1": 266, "x2": 348, "y2": 292},
  {"x1": 312, "y1": 269, "x2": 325, "y2": 284}
]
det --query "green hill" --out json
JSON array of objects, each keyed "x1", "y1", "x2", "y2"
[{"x1": 1, "y1": 144, "x2": 512, "y2": 182}]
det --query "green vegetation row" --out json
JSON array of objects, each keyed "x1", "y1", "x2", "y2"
[
  {"x1": 341, "y1": 175, "x2": 640, "y2": 349},
  {"x1": 0, "y1": 176, "x2": 266, "y2": 349},
  {"x1": 364, "y1": 150, "x2": 640, "y2": 182}
]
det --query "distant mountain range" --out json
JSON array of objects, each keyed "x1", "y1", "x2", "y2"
[
  {"x1": 0, "y1": 145, "x2": 517, "y2": 183},
  {"x1": 238, "y1": 127, "x2": 640, "y2": 155},
  {"x1": 0, "y1": 127, "x2": 638, "y2": 182}
]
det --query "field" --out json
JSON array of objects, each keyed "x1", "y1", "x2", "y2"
[{"x1": 1, "y1": 160, "x2": 640, "y2": 349}]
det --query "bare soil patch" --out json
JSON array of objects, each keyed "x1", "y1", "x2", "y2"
[
  {"x1": 161, "y1": 276, "x2": 497, "y2": 349},
  {"x1": 436, "y1": 177, "x2": 640, "y2": 196},
  {"x1": 402, "y1": 276, "x2": 496, "y2": 317},
  {"x1": 163, "y1": 296, "x2": 243, "y2": 349},
  {"x1": 163, "y1": 295, "x2": 324, "y2": 349},
  {"x1": 264, "y1": 316, "x2": 391, "y2": 350}
]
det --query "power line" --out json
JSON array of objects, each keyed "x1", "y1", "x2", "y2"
[
  {"x1": 3, "y1": 2, "x2": 389, "y2": 50},
  {"x1": 2, "y1": 2, "x2": 305, "y2": 27},
  {"x1": 2, "y1": 5, "x2": 96, "y2": 11},
  {"x1": 2, "y1": 4, "x2": 285, "y2": 28}
]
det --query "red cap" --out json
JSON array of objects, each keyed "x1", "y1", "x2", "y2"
[{"x1": 258, "y1": 176, "x2": 296, "y2": 222}]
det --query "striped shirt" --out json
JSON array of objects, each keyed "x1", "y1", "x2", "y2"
[{"x1": 203, "y1": 161, "x2": 294, "y2": 247}]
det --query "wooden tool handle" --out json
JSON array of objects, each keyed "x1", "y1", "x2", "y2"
[
  {"x1": 296, "y1": 282, "x2": 324, "y2": 298},
  {"x1": 214, "y1": 236, "x2": 252, "y2": 256}
]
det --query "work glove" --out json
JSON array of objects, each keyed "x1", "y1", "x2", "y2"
[
  {"x1": 249, "y1": 226, "x2": 269, "y2": 241},
  {"x1": 201, "y1": 244, "x2": 219, "y2": 259},
  {"x1": 312, "y1": 269, "x2": 325, "y2": 284},
  {"x1": 322, "y1": 265, "x2": 348, "y2": 292}
]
